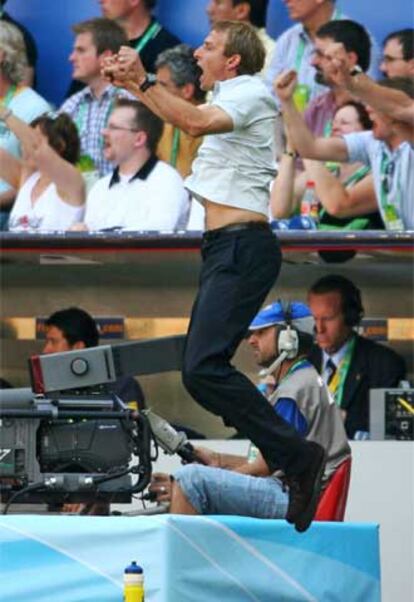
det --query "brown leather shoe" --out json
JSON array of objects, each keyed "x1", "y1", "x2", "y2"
[{"x1": 285, "y1": 441, "x2": 326, "y2": 533}]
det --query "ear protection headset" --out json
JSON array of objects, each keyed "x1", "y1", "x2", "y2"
[
  {"x1": 262, "y1": 302, "x2": 299, "y2": 376},
  {"x1": 276, "y1": 302, "x2": 299, "y2": 359}
]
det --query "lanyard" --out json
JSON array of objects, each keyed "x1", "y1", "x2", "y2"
[
  {"x1": 0, "y1": 84, "x2": 17, "y2": 107},
  {"x1": 278, "y1": 358, "x2": 311, "y2": 387},
  {"x1": 134, "y1": 20, "x2": 162, "y2": 53},
  {"x1": 74, "y1": 93, "x2": 116, "y2": 147},
  {"x1": 169, "y1": 127, "x2": 180, "y2": 168},
  {"x1": 379, "y1": 150, "x2": 403, "y2": 230},
  {"x1": 343, "y1": 164, "x2": 370, "y2": 187},
  {"x1": 328, "y1": 336, "x2": 355, "y2": 407}
]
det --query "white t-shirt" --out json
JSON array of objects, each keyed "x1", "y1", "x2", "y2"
[
  {"x1": 8, "y1": 171, "x2": 85, "y2": 232},
  {"x1": 84, "y1": 157, "x2": 189, "y2": 231},
  {"x1": 185, "y1": 75, "x2": 277, "y2": 217}
]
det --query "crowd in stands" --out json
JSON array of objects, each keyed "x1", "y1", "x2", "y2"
[{"x1": 0, "y1": 1, "x2": 412, "y2": 234}]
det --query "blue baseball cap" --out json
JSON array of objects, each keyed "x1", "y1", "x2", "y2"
[{"x1": 249, "y1": 301, "x2": 314, "y2": 335}]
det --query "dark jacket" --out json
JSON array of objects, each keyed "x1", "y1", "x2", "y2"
[{"x1": 309, "y1": 335, "x2": 406, "y2": 438}]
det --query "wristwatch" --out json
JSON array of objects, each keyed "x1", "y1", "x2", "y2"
[
  {"x1": 139, "y1": 73, "x2": 157, "y2": 92},
  {"x1": 349, "y1": 65, "x2": 363, "y2": 77}
]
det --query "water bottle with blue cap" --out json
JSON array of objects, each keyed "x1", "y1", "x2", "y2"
[{"x1": 124, "y1": 561, "x2": 144, "y2": 602}]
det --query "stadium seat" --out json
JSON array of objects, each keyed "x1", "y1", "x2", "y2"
[{"x1": 315, "y1": 457, "x2": 352, "y2": 522}]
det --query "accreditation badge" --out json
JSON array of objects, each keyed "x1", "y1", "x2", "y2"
[{"x1": 384, "y1": 204, "x2": 404, "y2": 230}]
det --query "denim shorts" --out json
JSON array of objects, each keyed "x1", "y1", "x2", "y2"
[{"x1": 175, "y1": 464, "x2": 288, "y2": 519}]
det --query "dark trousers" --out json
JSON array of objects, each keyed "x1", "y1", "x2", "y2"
[{"x1": 182, "y1": 223, "x2": 309, "y2": 475}]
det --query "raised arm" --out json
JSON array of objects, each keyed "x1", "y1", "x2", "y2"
[
  {"x1": 0, "y1": 110, "x2": 84, "y2": 206},
  {"x1": 274, "y1": 70, "x2": 349, "y2": 162},
  {"x1": 325, "y1": 43, "x2": 414, "y2": 126},
  {"x1": 0, "y1": 148, "x2": 23, "y2": 190},
  {"x1": 270, "y1": 150, "x2": 307, "y2": 219},
  {"x1": 303, "y1": 160, "x2": 378, "y2": 217},
  {"x1": 103, "y1": 47, "x2": 233, "y2": 137}
]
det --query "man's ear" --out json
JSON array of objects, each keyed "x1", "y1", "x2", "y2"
[
  {"x1": 72, "y1": 341, "x2": 86, "y2": 350},
  {"x1": 347, "y1": 50, "x2": 359, "y2": 69},
  {"x1": 133, "y1": 130, "x2": 148, "y2": 148},
  {"x1": 407, "y1": 58, "x2": 414, "y2": 77},
  {"x1": 98, "y1": 49, "x2": 114, "y2": 68},
  {"x1": 233, "y1": 1, "x2": 250, "y2": 22},
  {"x1": 180, "y1": 82, "x2": 195, "y2": 101},
  {"x1": 226, "y1": 53, "x2": 241, "y2": 74}
]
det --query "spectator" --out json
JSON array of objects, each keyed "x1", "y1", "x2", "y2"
[
  {"x1": 271, "y1": 100, "x2": 383, "y2": 232},
  {"x1": 275, "y1": 70, "x2": 414, "y2": 230},
  {"x1": 67, "y1": 0, "x2": 181, "y2": 96},
  {"x1": 150, "y1": 301, "x2": 350, "y2": 524},
  {"x1": 380, "y1": 29, "x2": 414, "y2": 79},
  {"x1": 324, "y1": 41, "x2": 414, "y2": 127},
  {"x1": 155, "y1": 44, "x2": 205, "y2": 178},
  {"x1": 0, "y1": 0, "x2": 37, "y2": 86},
  {"x1": 206, "y1": 0, "x2": 275, "y2": 74},
  {"x1": 75, "y1": 99, "x2": 189, "y2": 231},
  {"x1": 0, "y1": 110, "x2": 85, "y2": 232},
  {"x1": 265, "y1": 0, "x2": 380, "y2": 108},
  {"x1": 43, "y1": 306, "x2": 145, "y2": 515},
  {"x1": 0, "y1": 21, "x2": 50, "y2": 229},
  {"x1": 60, "y1": 18, "x2": 130, "y2": 177},
  {"x1": 304, "y1": 19, "x2": 371, "y2": 137},
  {"x1": 307, "y1": 275, "x2": 406, "y2": 438}
]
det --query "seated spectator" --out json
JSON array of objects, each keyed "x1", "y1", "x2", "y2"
[
  {"x1": 0, "y1": 111, "x2": 85, "y2": 232},
  {"x1": 206, "y1": 0, "x2": 275, "y2": 75},
  {"x1": 304, "y1": 20, "x2": 372, "y2": 137},
  {"x1": 75, "y1": 99, "x2": 189, "y2": 231},
  {"x1": 325, "y1": 41, "x2": 414, "y2": 127},
  {"x1": 155, "y1": 44, "x2": 206, "y2": 178},
  {"x1": 307, "y1": 275, "x2": 406, "y2": 438},
  {"x1": 275, "y1": 71, "x2": 414, "y2": 230},
  {"x1": 265, "y1": 0, "x2": 380, "y2": 108},
  {"x1": 67, "y1": 0, "x2": 181, "y2": 97},
  {"x1": 0, "y1": 0, "x2": 37, "y2": 86},
  {"x1": 60, "y1": 18, "x2": 131, "y2": 177},
  {"x1": 380, "y1": 28, "x2": 414, "y2": 79},
  {"x1": 149, "y1": 301, "x2": 350, "y2": 524},
  {"x1": 0, "y1": 21, "x2": 50, "y2": 228},
  {"x1": 271, "y1": 100, "x2": 383, "y2": 232}
]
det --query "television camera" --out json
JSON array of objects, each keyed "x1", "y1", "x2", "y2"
[{"x1": 0, "y1": 335, "x2": 196, "y2": 512}]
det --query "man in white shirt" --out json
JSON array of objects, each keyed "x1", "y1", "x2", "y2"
[
  {"x1": 104, "y1": 20, "x2": 327, "y2": 533},
  {"x1": 77, "y1": 99, "x2": 189, "y2": 231}
]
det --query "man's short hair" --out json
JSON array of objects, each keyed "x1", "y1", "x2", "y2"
[
  {"x1": 378, "y1": 76, "x2": 414, "y2": 99},
  {"x1": 231, "y1": 0, "x2": 269, "y2": 28},
  {"x1": 45, "y1": 307, "x2": 99, "y2": 348},
  {"x1": 316, "y1": 19, "x2": 371, "y2": 72},
  {"x1": 155, "y1": 44, "x2": 206, "y2": 102},
  {"x1": 114, "y1": 98, "x2": 164, "y2": 154},
  {"x1": 142, "y1": 0, "x2": 157, "y2": 10},
  {"x1": 308, "y1": 275, "x2": 364, "y2": 327},
  {"x1": 383, "y1": 28, "x2": 414, "y2": 61},
  {"x1": 72, "y1": 18, "x2": 128, "y2": 55},
  {"x1": 0, "y1": 20, "x2": 27, "y2": 84},
  {"x1": 213, "y1": 20, "x2": 265, "y2": 76}
]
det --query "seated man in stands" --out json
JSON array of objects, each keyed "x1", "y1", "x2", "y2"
[
  {"x1": 155, "y1": 44, "x2": 206, "y2": 178},
  {"x1": 73, "y1": 99, "x2": 189, "y2": 231},
  {"x1": 307, "y1": 275, "x2": 406, "y2": 439},
  {"x1": 380, "y1": 29, "x2": 414, "y2": 79},
  {"x1": 43, "y1": 306, "x2": 145, "y2": 514},
  {"x1": 275, "y1": 70, "x2": 414, "y2": 230},
  {"x1": 60, "y1": 18, "x2": 131, "y2": 178},
  {"x1": 150, "y1": 301, "x2": 350, "y2": 526}
]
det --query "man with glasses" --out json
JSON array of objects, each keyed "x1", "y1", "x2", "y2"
[
  {"x1": 72, "y1": 99, "x2": 189, "y2": 232},
  {"x1": 380, "y1": 29, "x2": 414, "y2": 79},
  {"x1": 275, "y1": 69, "x2": 414, "y2": 230}
]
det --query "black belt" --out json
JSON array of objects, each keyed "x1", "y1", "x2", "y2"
[{"x1": 203, "y1": 221, "x2": 271, "y2": 241}]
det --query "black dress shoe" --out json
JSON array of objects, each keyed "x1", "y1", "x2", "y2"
[{"x1": 285, "y1": 441, "x2": 326, "y2": 533}]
